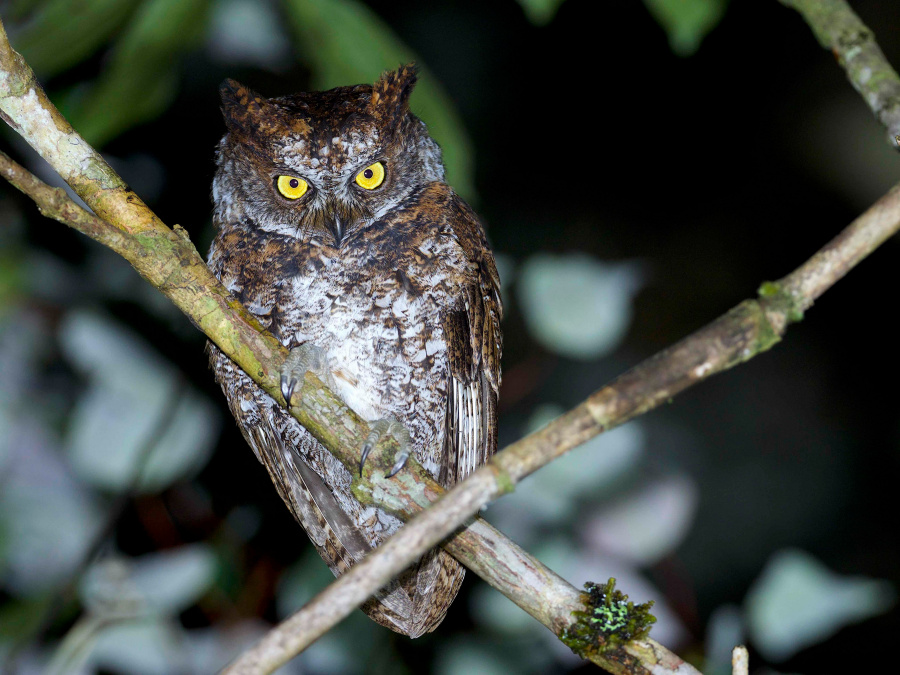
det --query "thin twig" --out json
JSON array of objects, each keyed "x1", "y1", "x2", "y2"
[
  {"x1": 780, "y1": 0, "x2": 900, "y2": 148},
  {"x1": 731, "y1": 646, "x2": 749, "y2": 675}
]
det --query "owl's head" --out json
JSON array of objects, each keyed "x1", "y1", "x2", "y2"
[{"x1": 213, "y1": 65, "x2": 444, "y2": 244}]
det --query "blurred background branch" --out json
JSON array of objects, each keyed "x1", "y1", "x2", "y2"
[{"x1": 780, "y1": 0, "x2": 900, "y2": 148}]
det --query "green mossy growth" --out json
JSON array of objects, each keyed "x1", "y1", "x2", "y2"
[
  {"x1": 560, "y1": 578, "x2": 656, "y2": 659},
  {"x1": 757, "y1": 280, "x2": 804, "y2": 324},
  {"x1": 493, "y1": 466, "x2": 516, "y2": 496},
  {"x1": 757, "y1": 281, "x2": 781, "y2": 298}
]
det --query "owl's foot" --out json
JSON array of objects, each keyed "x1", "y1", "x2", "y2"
[
  {"x1": 360, "y1": 418, "x2": 411, "y2": 478},
  {"x1": 280, "y1": 343, "x2": 334, "y2": 405}
]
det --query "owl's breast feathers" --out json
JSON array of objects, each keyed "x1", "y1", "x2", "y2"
[
  {"x1": 212, "y1": 179, "x2": 501, "y2": 393},
  {"x1": 208, "y1": 180, "x2": 501, "y2": 635}
]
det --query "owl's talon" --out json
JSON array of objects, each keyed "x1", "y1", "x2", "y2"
[
  {"x1": 386, "y1": 450, "x2": 410, "y2": 478},
  {"x1": 280, "y1": 373, "x2": 297, "y2": 406},
  {"x1": 359, "y1": 441, "x2": 374, "y2": 477},
  {"x1": 280, "y1": 343, "x2": 333, "y2": 407},
  {"x1": 360, "y1": 418, "x2": 411, "y2": 478}
]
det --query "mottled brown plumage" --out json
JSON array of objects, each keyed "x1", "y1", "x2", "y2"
[{"x1": 207, "y1": 66, "x2": 501, "y2": 636}]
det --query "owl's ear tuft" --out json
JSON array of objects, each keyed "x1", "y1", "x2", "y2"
[
  {"x1": 219, "y1": 78, "x2": 268, "y2": 132},
  {"x1": 370, "y1": 64, "x2": 418, "y2": 132}
]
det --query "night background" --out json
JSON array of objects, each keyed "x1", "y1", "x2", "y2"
[{"x1": 1, "y1": 0, "x2": 899, "y2": 673}]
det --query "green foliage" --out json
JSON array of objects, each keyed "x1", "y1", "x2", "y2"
[
  {"x1": 0, "y1": 250, "x2": 22, "y2": 318},
  {"x1": 62, "y1": 0, "x2": 212, "y2": 147},
  {"x1": 516, "y1": 0, "x2": 567, "y2": 26},
  {"x1": 0, "y1": 595, "x2": 54, "y2": 644},
  {"x1": 283, "y1": 0, "x2": 475, "y2": 200},
  {"x1": 8, "y1": 0, "x2": 139, "y2": 79},
  {"x1": 643, "y1": 0, "x2": 729, "y2": 56},
  {"x1": 561, "y1": 578, "x2": 656, "y2": 657}
]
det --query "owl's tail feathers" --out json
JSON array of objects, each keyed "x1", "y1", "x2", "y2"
[{"x1": 361, "y1": 549, "x2": 465, "y2": 638}]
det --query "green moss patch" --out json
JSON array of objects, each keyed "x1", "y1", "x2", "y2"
[{"x1": 560, "y1": 578, "x2": 657, "y2": 658}]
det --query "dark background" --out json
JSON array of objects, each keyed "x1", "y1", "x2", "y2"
[{"x1": 1, "y1": 1, "x2": 899, "y2": 673}]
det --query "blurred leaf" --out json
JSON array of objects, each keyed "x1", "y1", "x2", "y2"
[
  {"x1": 703, "y1": 605, "x2": 744, "y2": 675},
  {"x1": 0, "y1": 595, "x2": 53, "y2": 643},
  {"x1": 0, "y1": 421, "x2": 102, "y2": 595},
  {"x1": 82, "y1": 545, "x2": 217, "y2": 619},
  {"x1": 207, "y1": 0, "x2": 291, "y2": 69},
  {"x1": 0, "y1": 250, "x2": 23, "y2": 318},
  {"x1": 67, "y1": 383, "x2": 219, "y2": 493},
  {"x1": 487, "y1": 405, "x2": 644, "y2": 544},
  {"x1": 584, "y1": 473, "x2": 698, "y2": 565},
  {"x1": 129, "y1": 545, "x2": 218, "y2": 615},
  {"x1": 516, "y1": 0, "x2": 567, "y2": 26},
  {"x1": 180, "y1": 621, "x2": 306, "y2": 674},
  {"x1": 435, "y1": 637, "x2": 526, "y2": 675},
  {"x1": 745, "y1": 549, "x2": 896, "y2": 661},
  {"x1": 276, "y1": 549, "x2": 335, "y2": 618},
  {"x1": 470, "y1": 581, "x2": 544, "y2": 635},
  {"x1": 643, "y1": 0, "x2": 728, "y2": 56},
  {"x1": 84, "y1": 618, "x2": 305, "y2": 675},
  {"x1": 1, "y1": 477, "x2": 101, "y2": 595},
  {"x1": 60, "y1": 311, "x2": 219, "y2": 493},
  {"x1": 517, "y1": 253, "x2": 645, "y2": 360},
  {"x1": 4, "y1": 0, "x2": 45, "y2": 20},
  {"x1": 8, "y1": 0, "x2": 139, "y2": 79},
  {"x1": 64, "y1": 0, "x2": 213, "y2": 146},
  {"x1": 283, "y1": 0, "x2": 476, "y2": 200},
  {"x1": 84, "y1": 617, "x2": 179, "y2": 675}
]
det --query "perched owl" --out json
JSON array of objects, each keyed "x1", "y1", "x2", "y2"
[{"x1": 207, "y1": 65, "x2": 502, "y2": 637}]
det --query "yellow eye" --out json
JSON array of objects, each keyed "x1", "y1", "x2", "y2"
[
  {"x1": 276, "y1": 175, "x2": 308, "y2": 200},
  {"x1": 355, "y1": 161, "x2": 385, "y2": 190}
]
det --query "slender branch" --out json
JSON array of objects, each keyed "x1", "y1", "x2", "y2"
[
  {"x1": 732, "y1": 646, "x2": 749, "y2": 675},
  {"x1": 780, "y1": 0, "x2": 900, "y2": 148}
]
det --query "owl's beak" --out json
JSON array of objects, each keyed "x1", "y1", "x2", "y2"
[
  {"x1": 321, "y1": 197, "x2": 364, "y2": 247},
  {"x1": 327, "y1": 214, "x2": 344, "y2": 246}
]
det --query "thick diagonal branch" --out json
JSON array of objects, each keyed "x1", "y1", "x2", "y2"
[{"x1": 780, "y1": 0, "x2": 900, "y2": 148}]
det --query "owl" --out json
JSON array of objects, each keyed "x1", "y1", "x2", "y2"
[{"x1": 207, "y1": 65, "x2": 502, "y2": 637}]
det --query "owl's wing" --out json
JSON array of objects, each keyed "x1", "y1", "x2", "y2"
[
  {"x1": 442, "y1": 194, "x2": 503, "y2": 485},
  {"x1": 208, "y1": 342, "x2": 435, "y2": 634}
]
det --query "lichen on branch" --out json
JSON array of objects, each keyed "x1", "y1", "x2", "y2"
[{"x1": 780, "y1": 0, "x2": 900, "y2": 148}]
